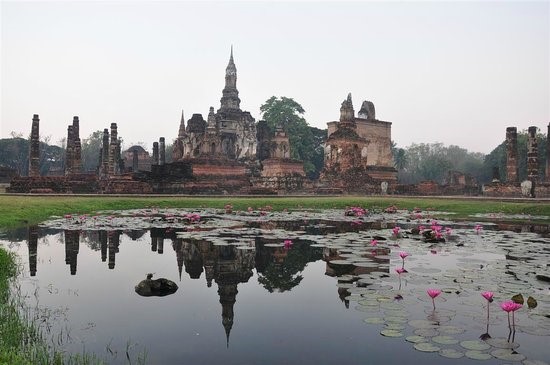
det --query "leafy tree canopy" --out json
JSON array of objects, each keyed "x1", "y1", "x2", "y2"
[{"x1": 260, "y1": 96, "x2": 326, "y2": 179}]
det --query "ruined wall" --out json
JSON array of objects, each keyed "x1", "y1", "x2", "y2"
[
  {"x1": 355, "y1": 119, "x2": 394, "y2": 168},
  {"x1": 8, "y1": 174, "x2": 99, "y2": 194}
]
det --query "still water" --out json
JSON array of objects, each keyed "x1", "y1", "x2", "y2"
[{"x1": 1, "y1": 209, "x2": 549, "y2": 364}]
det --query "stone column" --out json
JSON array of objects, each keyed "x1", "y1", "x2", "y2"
[
  {"x1": 101, "y1": 128, "x2": 109, "y2": 176},
  {"x1": 132, "y1": 149, "x2": 139, "y2": 172},
  {"x1": 29, "y1": 114, "x2": 40, "y2": 177},
  {"x1": 152, "y1": 142, "x2": 159, "y2": 165},
  {"x1": 65, "y1": 125, "x2": 74, "y2": 175},
  {"x1": 109, "y1": 123, "x2": 118, "y2": 175},
  {"x1": 527, "y1": 126, "x2": 538, "y2": 182},
  {"x1": 546, "y1": 123, "x2": 550, "y2": 182},
  {"x1": 72, "y1": 117, "x2": 82, "y2": 173},
  {"x1": 159, "y1": 137, "x2": 166, "y2": 166},
  {"x1": 506, "y1": 127, "x2": 518, "y2": 183}
]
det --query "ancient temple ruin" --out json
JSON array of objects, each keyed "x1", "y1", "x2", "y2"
[
  {"x1": 172, "y1": 48, "x2": 257, "y2": 162},
  {"x1": 319, "y1": 93, "x2": 397, "y2": 193},
  {"x1": 483, "y1": 125, "x2": 550, "y2": 198}
]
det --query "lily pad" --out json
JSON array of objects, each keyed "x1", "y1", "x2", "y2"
[
  {"x1": 464, "y1": 350, "x2": 492, "y2": 360},
  {"x1": 380, "y1": 329, "x2": 403, "y2": 337},
  {"x1": 413, "y1": 342, "x2": 440, "y2": 352},
  {"x1": 404, "y1": 335, "x2": 425, "y2": 343},
  {"x1": 490, "y1": 348, "x2": 526, "y2": 361},
  {"x1": 460, "y1": 340, "x2": 491, "y2": 351},
  {"x1": 431, "y1": 335, "x2": 459, "y2": 345},
  {"x1": 438, "y1": 348, "x2": 464, "y2": 359},
  {"x1": 363, "y1": 317, "x2": 385, "y2": 325}
]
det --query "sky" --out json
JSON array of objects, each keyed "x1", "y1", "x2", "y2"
[{"x1": 1, "y1": 0, "x2": 548, "y2": 154}]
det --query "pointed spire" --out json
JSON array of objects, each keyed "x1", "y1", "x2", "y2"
[
  {"x1": 226, "y1": 45, "x2": 236, "y2": 72},
  {"x1": 230, "y1": 45, "x2": 234, "y2": 63},
  {"x1": 178, "y1": 110, "x2": 186, "y2": 139}
]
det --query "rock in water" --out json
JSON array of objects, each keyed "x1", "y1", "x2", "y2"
[{"x1": 135, "y1": 274, "x2": 178, "y2": 297}]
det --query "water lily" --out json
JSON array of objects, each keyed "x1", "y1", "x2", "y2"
[
  {"x1": 370, "y1": 239, "x2": 378, "y2": 246},
  {"x1": 501, "y1": 300, "x2": 522, "y2": 327},
  {"x1": 284, "y1": 239, "x2": 293, "y2": 249},
  {"x1": 427, "y1": 288, "x2": 441, "y2": 310},
  {"x1": 392, "y1": 226, "x2": 401, "y2": 237},
  {"x1": 475, "y1": 224, "x2": 483, "y2": 234}
]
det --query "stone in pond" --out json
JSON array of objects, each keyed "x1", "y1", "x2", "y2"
[{"x1": 135, "y1": 273, "x2": 179, "y2": 297}]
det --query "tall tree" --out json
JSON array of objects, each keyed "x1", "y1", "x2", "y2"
[{"x1": 260, "y1": 96, "x2": 326, "y2": 179}]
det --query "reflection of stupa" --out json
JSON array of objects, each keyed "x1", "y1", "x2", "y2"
[
  {"x1": 108, "y1": 231, "x2": 121, "y2": 270},
  {"x1": 175, "y1": 239, "x2": 254, "y2": 346}
]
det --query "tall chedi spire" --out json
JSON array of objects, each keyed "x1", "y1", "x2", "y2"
[
  {"x1": 220, "y1": 46, "x2": 241, "y2": 111},
  {"x1": 178, "y1": 110, "x2": 186, "y2": 139}
]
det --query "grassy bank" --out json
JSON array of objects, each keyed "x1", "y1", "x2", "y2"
[{"x1": 1, "y1": 195, "x2": 550, "y2": 229}]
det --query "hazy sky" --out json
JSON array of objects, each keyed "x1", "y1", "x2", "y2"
[{"x1": 1, "y1": 1, "x2": 548, "y2": 154}]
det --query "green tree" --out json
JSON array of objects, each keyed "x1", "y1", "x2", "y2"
[
  {"x1": 81, "y1": 130, "x2": 104, "y2": 172},
  {"x1": 260, "y1": 96, "x2": 326, "y2": 179}
]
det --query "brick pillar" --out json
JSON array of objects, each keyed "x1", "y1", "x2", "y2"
[
  {"x1": 29, "y1": 114, "x2": 40, "y2": 177},
  {"x1": 152, "y1": 142, "x2": 159, "y2": 165},
  {"x1": 65, "y1": 125, "x2": 74, "y2": 175},
  {"x1": 101, "y1": 128, "x2": 109, "y2": 176},
  {"x1": 527, "y1": 126, "x2": 538, "y2": 182},
  {"x1": 109, "y1": 123, "x2": 118, "y2": 175},
  {"x1": 546, "y1": 123, "x2": 550, "y2": 182},
  {"x1": 72, "y1": 117, "x2": 82, "y2": 173},
  {"x1": 159, "y1": 137, "x2": 166, "y2": 166},
  {"x1": 506, "y1": 127, "x2": 518, "y2": 183},
  {"x1": 132, "y1": 149, "x2": 139, "y2": 172}
]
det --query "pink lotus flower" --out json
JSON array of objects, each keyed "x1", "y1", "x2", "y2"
[
  {"x1": 395, "y1": 267, "x2": 407, "y2": 274},
  {"x1": 501, "y1": 300, "x2": 522, "y2": 313},
  {"x1": 64, "y1": 214, "x2": 72, "y2": 219},
  {"x1": 427, "y1": 288, "x2": 441, "y2": 310},
  {"x1": 481, "y1": 291, "x2": 494, "y2": 303},
  {"x1": 418, "y1": 225, "x2": 425, "y2": 232},
  {"x1": 445, "y1": 227, "x2": 452, "y2": 235},
  {"x1": 398, "y1": 251, "x2": 409, "y2": 260},
  {"x1": 284, "y1": 239, "x2": 293, "y2": 249},
  {"x1": 370, "y1": 239, "x2": 378, "y2": 246},
  {"x1": 501, "y1": 300, "x2": 522, "y2": 328},
  {"x1": 475, "y1": 224, "x2": 483, "y2": 234},
  {"x1": 392, "y1": 226, "x2": 401, "y2": 237}
]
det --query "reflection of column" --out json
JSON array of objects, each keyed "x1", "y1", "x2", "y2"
[
  {"x1": 182, "y1": 241, "x2": 203, "y2": 279},
  {"x1": 157, "y1": 237, "x2": 164, "y2": 254},
  {"x1": 28, "y1": 226, "x2": 38, "y2": 277},
  {"x1": 150, "y1": 230, "x2": 157, "y2": 252},
  {"x1": 64, "y1": 230, "x2": 80, "y2": 275},
  {"x1": 100, "y1": 231, "x2": 108, "y2": 262},
  {"x1": 108, "y1": 231, "x2": 120, "y2": 270},
  {"x1": 172, "y1": 240, "x2": 184, "y2": 281}
]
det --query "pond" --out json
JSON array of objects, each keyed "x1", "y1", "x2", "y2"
[{"x1": 1, "y1": 207, "x2": 549, "y2": 365}]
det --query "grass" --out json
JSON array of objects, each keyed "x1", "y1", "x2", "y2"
[{"x1": 1, "y1": 195, "x2": 550, "y2": 229}]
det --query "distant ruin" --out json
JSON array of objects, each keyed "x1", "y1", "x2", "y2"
[{"x1": 483, "y1": 124, "x2": 550, "y2": 198}]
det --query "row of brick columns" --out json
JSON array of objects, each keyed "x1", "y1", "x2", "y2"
[{"x1": 506, "y1": 123, "x2": 550, "y2": 183}]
